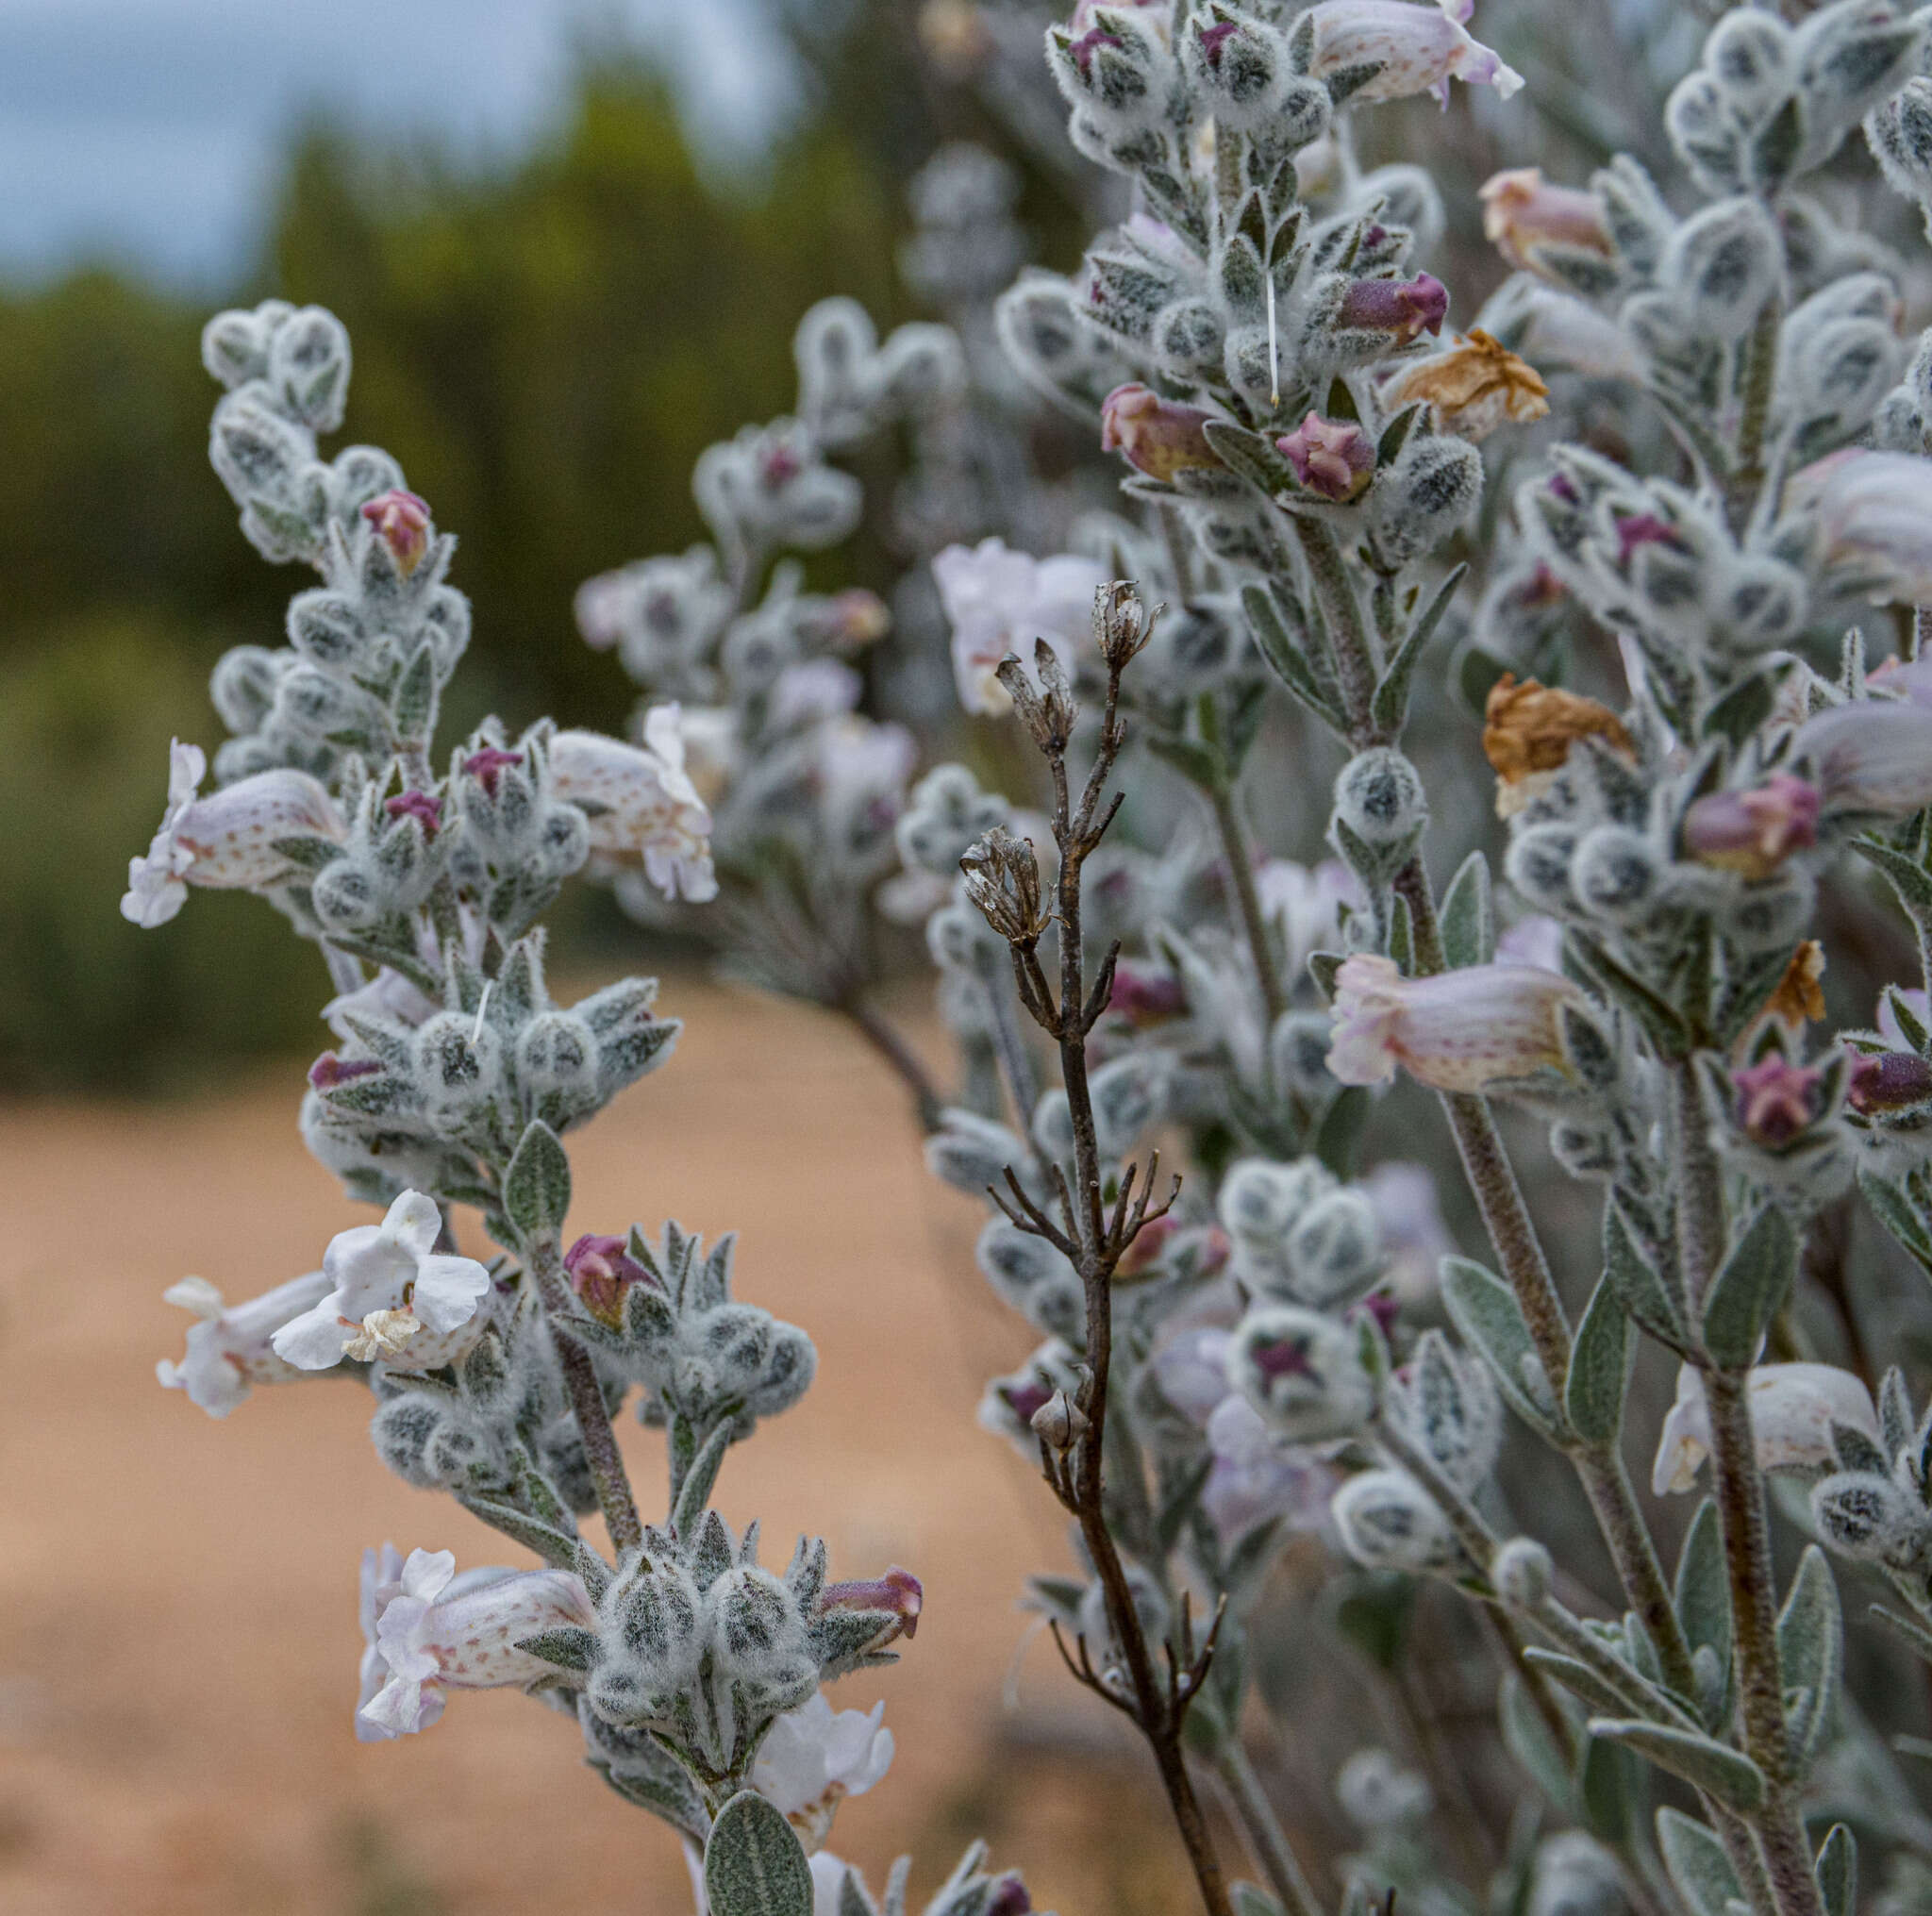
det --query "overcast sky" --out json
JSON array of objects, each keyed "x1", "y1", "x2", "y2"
[{"x1": 0, "y1": 0, "x2": 793, "y2": 287}]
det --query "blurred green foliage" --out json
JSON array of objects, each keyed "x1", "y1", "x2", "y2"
[{"x1": 0, "y1": 50, "x2": 945, "y2": 1092}]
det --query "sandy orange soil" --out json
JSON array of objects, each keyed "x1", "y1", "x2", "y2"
[{"x1": 0, "y1": 975, "x2": 1198, "y2": 1915}]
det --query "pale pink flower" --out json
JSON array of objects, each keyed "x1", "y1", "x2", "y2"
[
  {"x1": 1478, "y1": 169, "x2": 1610, "y2": 276},
  {"x1": 1682, "y1": 774, "x2": 1821, "y2": 878},
  {"x1": 1790, "y1": 450, "x2": 1932, "y2": 605},
  {"x1": 1277, "y1": 413, "x2": 1375, "y2": 501},
  {"x1": 157, "y1": 1271, "x2": 332, "y2": 1418},
  {"x1": 1326, "y1": 954, "x2": 1588, "y2": 1092},
  {"x1": 1652, "y1": 1363, "x2": 1878, "y2": 1496},
  {"x1": 273, "y1": 1191, "x2": 491, "y2": 1373},
  {"x1": 359, "y1": 489, "x2": 432, "y2": 576},
  {"x1": 1789, "y1": 698, "x2": 1932, "y2": 818},
  {"x1": 122, "y1": 740, "x2": 347, "y2": 926},
  {"x1": 549, "y1": 709, "x2": 717, "y2": 903},
  {"x1": 1301, "y1": 0, "x2": 1524, "y2": 106},
  {"x1": 1101, "y1": 383, "x2": 1222, "y2": 481},
  {"x1": 931, "y1": 539, "x2": 1108, "y2": 717},
  {"x1": 750, "y1": 1694, "x2": 894, "y2": 1853},
  {"x1": 357, "y1": 1544, "x2": 596, "y2": 1740}
]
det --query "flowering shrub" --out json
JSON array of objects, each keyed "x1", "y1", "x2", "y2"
[{"x1": 134, "y1": 2, "x2": 1932, "y2": 1914}]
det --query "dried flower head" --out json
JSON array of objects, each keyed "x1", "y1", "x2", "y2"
[
  {"x1": 960, "y1": 825, "x2": 1050, "y2": 945},
  {"x1": 1384, "y1": 329, "x2": 1550, "y2": 441},
  {"x1": 1482, "y1": 674, "x2": 1633, "y2": 816}
]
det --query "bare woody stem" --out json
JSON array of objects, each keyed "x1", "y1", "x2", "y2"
[
  {"x1": 983, "y1": 621, "x2": 1233, "y2": 1916},
  {"x1": 526, "y1": 1232, "x2": 645, "y2": 1557},
  {"x1": 1674, "y1": 1062, "x2": 1824, "y2": 1916}
]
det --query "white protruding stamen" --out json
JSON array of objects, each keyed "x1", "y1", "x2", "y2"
[
  {"x1": 1267, "y1": 277, "x2": 1280, "y2": 409},
  {"x1": 472, "y1": 983, "x2": 493, "y2": 1047}
]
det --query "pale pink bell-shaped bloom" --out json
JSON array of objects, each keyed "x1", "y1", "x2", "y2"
[
  {"x1": 931, "y1": 538, "x2": 1108, "y2": 717},
  {"x1": 750, "y1": 1693, "x2": 895, "y2": 1852},
  {"x1": 273, "y1": 1190, "x2": 491, "y2": 1373},
  {"x1": 122, "y1": 740, "x2": 348, "y2": 926},
  {"x1": 1731, "y1": 1056, "x2": 1823, "y2": 1145},
  {"x1": 1101, "y1": 383, "x2": 1222, "y2": 481},
  {"x1": 1277, "y1": 413, "x2": 1375, "y2": 500},
  {"x1": 1790, "y1": 449, "x2": 1932, "y2": 605},
  {"x1": 1326, "y1": 955, "x2": 1588, "y2": 1092},
  {"x1": 1152, "y1": 1326, "x2": 1236, "y2": 1425},
  {"x1": 1255, "y1": 858, "x2": 1362, "y2": 975},
  {"x1": 157, "y1": 1270, "x2": 333, "y2": 1418},
  {"x1": 1682, "y1": 773, "x2": 1821, "y2": 878},
  {"x1": 549, "y1": 708, "x2": 718, "y2": 903},
  {"x1": 357, "y1": 1544, "x2": 597, "y2": 1740},
  {"x1": 1789, "y1": 697, "x2": 1932, "y2": 818},
  {"x1": 1478, "y1": 169, "x2": 1609, "y2": 275},
  {"x1": 1202, "y1": 1395, "x2": 1337, "y2": 1542},
  {"x1": 1652, "y1": 1363, "x2": 1879, "y2": 1496},
  {"x1": 1302, "y1": 0, "x2": 1524, "y2": 105}
]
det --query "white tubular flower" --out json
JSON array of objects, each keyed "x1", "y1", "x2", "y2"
[
  {"x1": 1790, "y1": 697, "x2": 1932, "y2": 818},
  {"x1": 931, "y1": 538, "x2": 1108, "y2": 717},
  {"x1": 156, "y1": 1270, "x2": 332, "y2": 1418},
  {"x1": 548, "y1": 709, "x2": 718, "y2": 903},
  {"x1": 750, "y1": 1694, "x2": 895, "y2": 1853},
  {"x1": 1255, "y1": 858, "x2": 1361, "y2": 978},
  {"x1": 122, "y1": 739, "x2": 348, "y2": 927},
  {"x1": 1651, "y1": 1362, "x2": 1880, "y2": 1496},
  {"x1": 1326, "y1": 955, "x2": 1590, "y2": 1092},
  {"x1": 272, "y1": 1191, "x2": 491, "y2": 1373},
  {"x1": 356, "y1": 1544, "x2": 596, "y2": 1741},
  {"x1": 1300, "y1": 0, "x2": 1524, "y2": 106},
  {"x1": 1790, "y1": 449, "x2": 1932, "y2": 605}
]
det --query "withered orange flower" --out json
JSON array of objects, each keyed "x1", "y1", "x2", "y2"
[
  {"x1": 1482, "y1": 673, "x2": 1633, "y2": 815},
  {"x1": 1385, "y1": 329, "x2": 1551, "y2": 442},
  {"x1": 1763, "y1": 941, "x2": 1826, "y2": 1030}
]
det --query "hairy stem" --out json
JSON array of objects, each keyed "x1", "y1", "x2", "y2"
[
  {"x1": 1218, "y1": 1739, "x2": 1324, "y2": 1916},
  {"x1": 837, "y1": 991, "x2": 944, "y2": 1134},
  {"x1": 527, "y1": 1234, "x2": 644, "y2": 1557},
  {"x1": 1675, "y1": 1061, "x2": 1823, "y2": 1916},
  {"x1": 1394, "y1": 858, "x2": 1697, "y2": 1699},
  {"x1": 1209, "y1": 777, "x2": 1290, "y2": 1027},
  {"x1": 1290, "y1": 515, "x2": 1378, "y2": 734}
]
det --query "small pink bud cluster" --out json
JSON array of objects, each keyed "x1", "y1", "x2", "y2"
[
  {"x1": 563, "y1": 1233, "x2": 656, "y2": 1327},
  {"x1": 360, "y1": 489, "x2": 432, "y2": 576}
]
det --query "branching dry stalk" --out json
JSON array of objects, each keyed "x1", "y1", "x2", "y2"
[{"x1": 968, "y1": 594, "x2": 1235, "y2": 1916}]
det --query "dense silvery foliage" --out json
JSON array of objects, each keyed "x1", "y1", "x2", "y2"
[
  {"x1": 140, "y1": 301, "x2": 1044, "y2": 1916},
  {"x1": 128, "y1": 1, "x2": 1932, "y2": 1913}
]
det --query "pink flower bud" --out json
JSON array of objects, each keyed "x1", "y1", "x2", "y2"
[
  {"x1": 1277, "y1": 412, "x2": 1375, "y2": 501},
  {"x1": 1327, "y1": 954, "x2": 1590, "y2": 1093},
  {"x1": 1338, "y1": 273, "x2": 1448, "y2": 343},
  {"x1": 359, "y1": 489, "x2": 432, "y2": 577},
  {"x1": 1100, "y1": 383, "x2": 1222, "y2": 481},
  {"x1": 1732, "y1": 1056, "x2": 1822, "y2": 1146},
  {"x1": 1196, "y1": 19, "x2": 1241, "y2": 62},
  {"x1": 1071, "y1": 24, "x2": 1124, "y2": 71},
  {"x1": 384, "y1": 790, "x2": 443, "y2": 833},
  {"x1": 309, "y1": 1051, "x2": 384, "y2": 1091},
  {"x1": 1682, "y1": 773, "x2": 1821, "y2": 879},
  {"x1": 1106, "y1": 958, "x2": 1188, "y2": 1025},
  {"x1": 821, "y1": 1565, "x2": 923, "y2": 1644},
  {"x1": 461, "y1": 745, "x2": 525, "y2": 796},
  {"x1": 1847, "y1": 1049, "x2": 1932, "y2": 1114},
  {"x1": 563, "y1": 1232, "x2": 656, "y2": 1327},
  {"x1": 986, "y1": 1877, "x2": 1032, "y2": 1916},
  {"x1": 1478, "y1": 169, "x2": 1610, "y2": 276},
  {"x1": 1614, "y1": 512, "x2": 1681, "y2": 567},
  {"x1": 1252, "y1": 1334, "x2": 1319, "y2": 1383},
  {"x1": 825, "y1": 588, "x2": 891, "y2": 649}
]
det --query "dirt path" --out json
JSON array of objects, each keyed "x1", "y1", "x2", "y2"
[{"x1": 0, "y1": 975, "x2": 1188, "y2": 1915}]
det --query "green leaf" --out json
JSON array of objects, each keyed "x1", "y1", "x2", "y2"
[
  {"x1": 1674, "y1": 1499, "x2": 1733, "y2": 1691},
  {"x1": 1440, "y1": 851, "x2": 1494, "y2": 969},
  {"x1": 1776, "y1": 1546, "x2": 1841, "y2": 1774},
  {"x1": 1376, "y1": 402, "x2": 1423, "y2": 468},
  {"x1": 1524, "y1": 1649, "x2": 1642, "y2": 1720},
  {"x1": 1565, "y1": 1273, "x2": 1633, "y2": 1445},
  {"x1": 1701, "y1": 1205, "x2": 1796, "y2": 1368},
  {"x1": 1202, "y1": 418, "x2": 1298, "y2": 495},
  {"x1": 1702, "y1": 669, "x2": 1775, "y2": 749},
  {"x1": 504, "y1": 1120, "x2": 573, "y2": 1244},
  {"x1": 1858, "y1": 1169, "x2": 1932, "y2": 1278},
  {"x1": 705, "y1": 1791, "x2": 814, "y2": 1916},
  {"x1": 1578, "y1": 1731, "x2": 1647, "y2": 1848},
  {"x1": 1567, "y1": 935, "x2": 1690, "y2": 1058},
  {"x1": 1751, "y1": 93, "x2": 1805, "y2": 192},
  {"x1": 1588, "y1": 1720, "x2": 1765, "y2": 1811},
  {"x1": 1143, "y1": 729, "x2": 1224, "y2": 791},
  {"x1": 1455, "y1": 640, "x2": 1513, "y2": 721},
  {"x1": 1603, "y1": 1202, "x2": 1689, "y2": 1350},
  {"x1": 515, "y1": 1625, "x2": 598, "y2": 1672},
  {"x1": 1498, "y1": 1670, "x2": 1578, "y2": 1816},
  {"x1": 1657, "y1": 1808, "x2": 1743, "y2": 1916},
  {"x1": 1313, "y1": 1083, "x2": 1371, "y2": 1178},
  {"x1": 1370, "y1": 562, "x2": 1465, "y2": 737},
  {"x1": 1241, "y1": 583, "x2": 1346, "y2": 734},
  {"x1": 1441, "y1": 1257, "x2": 1560, "y2": 1438},
  {"x1": 673, "y1": 1420, "x2": 736, "y2": 1535},
  {"x1": 1852, "y1": 837, "x2": 1932, "y2": 932},
  {"x1": 1814, "y1": 1823, "x2": 1857, "y2": 1916},
  {"x1": 1307, "y1": 950, "x2": 1344, "y2": 1002},
  {"x1": 393, "y1": 640, "x2": 438, "y2": 741}
]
